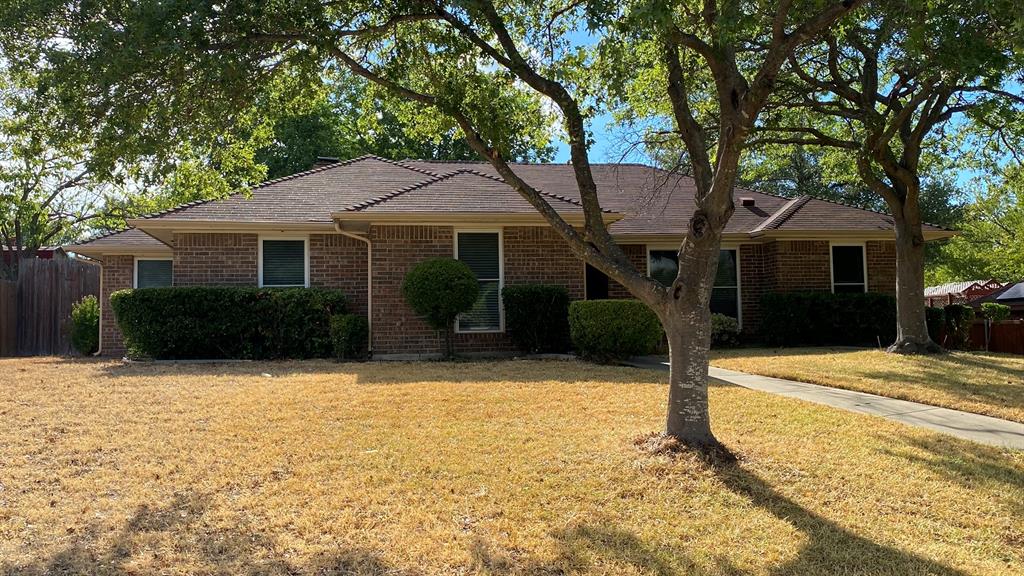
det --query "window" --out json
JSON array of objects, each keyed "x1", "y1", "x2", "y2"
[
  {"x1": 831, "y1": 244, "x2": 866, "y2": 293},
  {"x1": 260, "y1": 238, "x2": 308, "y2": 287},
  {"x1": 649, "y1": 248, "x2": 740, "y2": 320},
  {"x1": 134, "y1": 258, "x2": 172, "y2": 288},
  {"x1": 456, "y1": 231, "x2": 502, "y2": 332}
]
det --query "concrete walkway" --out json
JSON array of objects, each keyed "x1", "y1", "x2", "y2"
[{"x1": 627, "y1": 357, "x2": 1024, "y2": 450}]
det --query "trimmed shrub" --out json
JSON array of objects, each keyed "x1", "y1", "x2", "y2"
[
  {"x1": 980, "y1": 302, "x2": 1011, "y2": 323},
  {"x1": 330, "y1": 314, "x2": 369, "y2": 360},
  {"x1": 569, "y1": 300, "x2": 663, "y2": 362},
  {"x1": 401, "y1": 258, "x2": 479, "y2": 358},
  {"x1": 70, "y1": 295, "x2": 100, "y2": 356},
  {"x1": 710, "y1": 313, "x2": 741, "y2": 348},
  {"x1": 110, "y1": 287, "x2": 347, "y2": 359},
  {"x1": 943, "y1": 304, "x2": 975, "y2": 350},
  {"x1": 925, "y1": 306, "x2": 946, "y2": 342},
  {"x1": 502, "y1": 284, "x2": 570, "y2": 353},
  {"x1": 760, "y1": 291, "x2": 897, "y2": 346}
]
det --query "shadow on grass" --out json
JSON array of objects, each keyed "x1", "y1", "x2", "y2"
[
  {"x1": 879, "y1": 434, "x2": 1024, "y2": 514},
  {"x1": 89, "y1": 357, "x2": 676, "y2": 386},
  {"x1": 3, "y1": 492, "x2": 400, "y2": 576}
]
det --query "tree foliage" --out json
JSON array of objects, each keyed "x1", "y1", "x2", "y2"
[{"x1": 1, "y1": 0, "x2": 865, "y2": 446}]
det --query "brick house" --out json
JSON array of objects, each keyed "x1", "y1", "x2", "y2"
[{"x1": 68, "y1": 155, "x2": 953, "y2": 358}]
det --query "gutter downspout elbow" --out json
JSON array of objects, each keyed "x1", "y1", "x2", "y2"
[{"x1": 334, "y1": 222, "x2": 373, "y2": 355}]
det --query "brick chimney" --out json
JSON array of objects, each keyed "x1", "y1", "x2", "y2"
[{"x1": 312, "y1": 156, "x2": 340, "y2": 169}]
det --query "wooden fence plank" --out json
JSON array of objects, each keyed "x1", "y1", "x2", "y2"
[
  {"x1": 5, "y1": 258, "x2": 100, "y2": 356},
  {"x1": 0, "y1": 280, "x2": 15, "y2": 356}
]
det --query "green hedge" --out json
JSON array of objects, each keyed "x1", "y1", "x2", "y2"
[
  {"x1": 502, "y1": 284, "x2": 570, "y2": 353},
  {"x1": 70, "y1": 295, "x2": 100, "y2": 356},
  {"x1": 569, "y1": 300, "x2": 663, "y2": 362},
  {"x1": 760, "y1": 291, "x2": 897, "y2": 346},
  {"x1": 110, "y1": 287, "x2": 348, "y2": 359},
  {"x1": 330, "y1": 314, "x2": 369, "y2": 360},
  {"x1": 711, "y1": 313, "x2": 741, "y2": 348},
  {"x1": 925, "y1": 307, "x2": 946, "y2": 342},
  {"x1": 943, "y1": 304, "x2": 975, "y2": 350}
]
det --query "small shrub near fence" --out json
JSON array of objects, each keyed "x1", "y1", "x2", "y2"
[
  {"x1": 925, "y1": 307, "x2": 946, "y2": 342},
  {"x1": 110, "y1": 287, "x2": 347, "y2": 359},
  {"x1": 943, "y1": 304, "x2": 975, "y2": 350},
  {"x1": 569, "y1": 300, "x2": 662, "y2": 362},
  {"x1": 70, "y1": 295, "x2": 100, "y2": 356},
  {"x1": 760, "y1": 292, "x2": 897, "y2": 346},
  {"x1": 502, "y1": 284, "x2": 570, "y2": 354}
]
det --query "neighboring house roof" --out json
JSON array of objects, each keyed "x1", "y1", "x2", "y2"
[
  {"x1": 925, "y1": 280, "x2": 1005, "y2": 297},
  {"x1": 66, "y1": 154, "x2": 956, "y2": 253},
  {"x1": 975, "y1": 281, "x2": 1024, "y2": 306}
]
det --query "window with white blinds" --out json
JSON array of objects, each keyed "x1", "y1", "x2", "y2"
[
  {"x1": 135, "y1": 259, "x2": 173, "y2": 288},
  {"x1": 260, "y1": 238, "x2": 307, "y2": 287},
  {"x1": 456, "y1": 231, "x2": 502, "y2": 332}
]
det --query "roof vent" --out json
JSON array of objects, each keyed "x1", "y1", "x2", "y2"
[
  {"x1": 740, "y1": 197, "x2": 756, "y2": 207},
  {"x1": 313, "y1": 156, "x2": 340, "y2": 169}
]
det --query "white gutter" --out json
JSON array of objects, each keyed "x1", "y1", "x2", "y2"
[
  {"x1": 94, "y1": 260, "x2": 104, "y2": 356},
  {"x1": 334, "y1": 222, "x2": 373, "y2": 355}
]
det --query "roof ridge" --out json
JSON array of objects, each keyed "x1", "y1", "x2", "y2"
[
  {"x1": 795, "y1": 193, "x2": 953, "y2": 232},
  {"x1": 139, "y1": 155, "x2": 380, "y2": 220},
  {"x1": 74, "y1": 226, "x2": 135, "y2": 246},
  {"x1": 341, "y1": 172, "x2": 456, "y2": 212},
  {"x1": 752, "y1": 195, "x2": 811, "y2": 232}
]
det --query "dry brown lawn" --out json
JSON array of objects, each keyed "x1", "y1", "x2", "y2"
[
  {"x1": 0, "y1": 357, "x2": 1022, "y2": 575},
  {"x1": 711, "y1": 347, "x2": 1024, "y2": 423}
]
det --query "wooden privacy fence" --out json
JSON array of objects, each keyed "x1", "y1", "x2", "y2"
[
  {"x1": 0, "y1": 280, "x2": 15, "y2": 356},
  {"x1": 969, "y1": 319, "x2": 1024, "y2": 355},
  {"x1": 0, "y1": 258, "x2": 100, "y2": 357}
]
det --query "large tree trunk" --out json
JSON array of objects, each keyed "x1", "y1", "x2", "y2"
[
  {"x1": 663, "y1": 306, "x2": 716, "y2": 447},
  {"x1": 887, "y1": 199, "x2": 943, "y2": 354}
]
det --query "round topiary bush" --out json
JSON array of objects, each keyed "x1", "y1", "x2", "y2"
[
  {"x1": 401, "y1": 258, "x2": 479, "y2": 358},
  {"x1": 569, "y1": 300, "x2": 663, "y2": 363},
  {"x1": 70, "y1": 295, "x2": 100, "y2": 355},
  {"x1": 710, "y1": 313, "x2": 741, "y2": 348}
]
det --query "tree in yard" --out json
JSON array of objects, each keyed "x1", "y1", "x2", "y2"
[
  {"x1": 2, "y1": 0, "x2": 865, "y2": 449},
  {"x1": 753, "y1": 0, "x2": 1024, "y2": 353},
  {"x1": 929, "y1": 164, "x2": 1024, "y2": 283},
  {"x1": 256, "y1": 71, "x2": 554, "y2": 179},
  {"x1": 402, "y1": 258, "x2": 480, "y2": 360}
]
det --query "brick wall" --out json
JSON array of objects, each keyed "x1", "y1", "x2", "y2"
[
  {"x1": 763, "y1": 240, "x2": 832, "y2": 293},
  {"x1": 370, "y1": 225, "x2": 452, "y2": 355},
  {"x1": 173, "y1": 233, "x2": 257, "y2": 286},
  {"x1": 310, "y1": 234, "x2": 369, "y2": 316},
  {"x1": 607, "y1": 244, "x2": 648, "y2": 299},
  {"x1": 866, "y1": 240, "x2": 897, "y2": 294},
  {"x1": 100, "y1": 255, "x2": 133, "y2": 356},
  {"x1": 369, "y1": 225, "x2": 593, "y2": 356},
  {"x1": 739, "y1": 243, "x2": 766, "y2": 334},
  {"x1": 504, "y1": 226, "x2": 585, "y2": 299}
]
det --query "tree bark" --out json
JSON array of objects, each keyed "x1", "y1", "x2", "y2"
[
  {"x1": 887, "y1": 196, "x2": 943, "y2": 354},
  {"x1": 662, "y1": 288, "x2": 717, "y2": 447}
]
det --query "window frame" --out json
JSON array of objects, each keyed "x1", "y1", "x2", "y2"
[
  {"x1": 829, "y1": 241, "x2": 868, "y2": 294},
  {"x1": 646, "y1": 244, "x2": 743, "y2": 328},
  {"x1": 133, "y1": 257, "x2": 174, "y2": 289},
  {"x1": 258, "y1": 235, "x2": 310, "y2": 288},
  {"x1": 454, "y1": 228, "x2": 504, "y2": 334}
]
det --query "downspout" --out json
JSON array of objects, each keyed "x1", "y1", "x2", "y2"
[
  {"x1": 334, "y1": 222, "x2": 373, "y2": 355},
  {"x1": 93, "y1": 259, "x2": 103, "y2": 356}
]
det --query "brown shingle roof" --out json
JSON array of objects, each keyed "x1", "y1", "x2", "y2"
[
  {"x1": 139, "y1": 156, "x2": 439, "y2": 223},
  {"x1": 76, "y1": 155, "x2": 949, "y2": 253},
  {"x1": 340, "y1": 169, "x2": 594, "y2": 215},
  {"x1": 71, "y1": 227, "x2": 170, "y2": 250}
]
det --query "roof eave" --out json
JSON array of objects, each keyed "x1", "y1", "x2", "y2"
[
  {"x1": 329, "y1": 211, "x2": 622, "y2": 226},
  {"x1": 748, "y1": 229, "x2": 958, "y2": 241}
]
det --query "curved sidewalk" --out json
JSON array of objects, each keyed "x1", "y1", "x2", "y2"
[{"x1": 627, "y1": 357, "x2": 1024, "y2": 450}]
